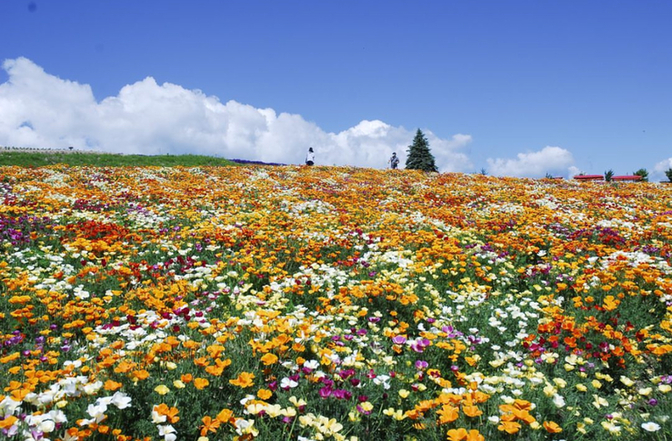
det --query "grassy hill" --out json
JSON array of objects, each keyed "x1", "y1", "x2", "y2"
[{"x1": 0, "y1": 150, "x2": 238, "y2": 167}]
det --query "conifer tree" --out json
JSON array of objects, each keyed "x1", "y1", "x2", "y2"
[
  {"x1": 405, "y1": 129, "x2": 438, "y2": 172},
  {"x1": 633, "y1": 168, "x2": 649, "y2": 182}
]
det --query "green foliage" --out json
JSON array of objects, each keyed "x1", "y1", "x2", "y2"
[
  {"x1": 0, "y1": 151, "x2": 237, "y2": 167},
  {"x1": 633, "y1": 168, "x2": 649, "y2": 182},
  {"x1": 666, "y1": 168, "x2": 672, "y2": 183},
  {"x1": 604, "y1": 169, "x2": 614, "y2": 182},
  {"x1": 405, "y1": 129, "x2": 438, "y2": 172}
]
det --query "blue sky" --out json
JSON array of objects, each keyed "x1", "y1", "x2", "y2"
[{"x1": 1, "y1": 0, "x2": 671, "y2": 178}]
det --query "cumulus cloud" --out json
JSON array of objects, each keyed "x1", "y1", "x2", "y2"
[
  {"x1": 653, "y1": 157, "x2": 672, "y2": 181},
  {"x1": 486, "y1": 146, "x2": 576, "y2": 178},
  {"x1": 0, "y1": 57, "x2": 472, "y2": 171}
]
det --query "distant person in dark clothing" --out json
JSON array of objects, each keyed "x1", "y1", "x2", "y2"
[
  {"x1": 389, "y1": 152, "x2": 399, "y2": 169},
  {"x1": 305, "y1": 147, "x2": 315, "y2": 166}
]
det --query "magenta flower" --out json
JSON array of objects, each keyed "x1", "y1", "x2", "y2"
[{"x1": 319, "y1": 387, "x2": 332, "y2": 398}]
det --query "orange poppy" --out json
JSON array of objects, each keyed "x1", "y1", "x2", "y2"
[
  {"x1": 194, "y1": 378, "x2": 210, "y2": 390},
  {"x1": 498, "y1": 421, "x2": 521, "y2": 434},
  {"x1": 200, "y1": 416, "x2": 221, "y2": 436},
  {"x1": 447, "y1": 428, "x2": 467, "y2": 441},
  {"x1": 437, "y1": 404, "x2": 459, "y2": 424},
  {"x1": 229, "y1": 371, "x2": 255, "y2": 388},
  {"x1": 543, "y1": 420, "x2": 563, "y2": 433}
]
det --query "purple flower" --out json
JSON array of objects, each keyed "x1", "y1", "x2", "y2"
[
  {"x1": 415, "y1": 360, "x2": 429, "y2": 370},
  {"x1": 332, "y1": 389, "x2": 352, "y2": 400},
  {"x1": 410, "y1": 343, "x2": 424, "y2": 353},
  {"x1": 319, "y1": 387, "x2": 332, "y2": 398},
  {"x1": 392, "y1": 335, "x2": 406, "y2": 345}
]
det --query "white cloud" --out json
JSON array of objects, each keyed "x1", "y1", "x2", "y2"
[
  {"x1": 653, "y1": 157, "x2": 672, "y2": 181},
  {"x1": 486, "y1": 146, "x2": 575, "y2": 178},
  {"x1": 0, "y1": 57, "x2": 472, "y2": 171},
  {"x1": 653, "y1": 158, "x2": 672, "y2": 172}
]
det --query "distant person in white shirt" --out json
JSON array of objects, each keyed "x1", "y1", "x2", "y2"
[{"x1": 305, "y1": 147, "x2": 315, "y2": 166}]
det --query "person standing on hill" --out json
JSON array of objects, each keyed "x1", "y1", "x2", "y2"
[
  {"x1": 305, "y1": 147, "x2": 315, "y2": 166},
  {"x1": 389, "y1": 152, "x2": 399, "y2": 169}
]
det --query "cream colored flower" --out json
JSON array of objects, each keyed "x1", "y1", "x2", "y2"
[
  {"x1": 620, "y1": 376, "x2": 634, "y2": 387},
  {"x1": 592, "y1": 394, "x2": 609, "y2": 408},
  {"x1": 641, "y1": 422, "x2": 661, "y2": 432},
  {"x1": 638, "y1": 387, "x2": 653, "y2": 396}
]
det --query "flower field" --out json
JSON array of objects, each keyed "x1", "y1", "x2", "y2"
[{"x1": 0, "y1": 165, "x2": 671, "y2": 441}]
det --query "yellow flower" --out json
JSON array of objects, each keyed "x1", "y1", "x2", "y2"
[
  {"x1": 383, "y1": 408, "x2": 406, "y2": 420},
  {"x1": 359, "y1": 402, "x2": 373, "y2": 413},
  {"x1": 154, "y1": 385, "x2": 170, "y2": 395},
  {"x1": 173, "y1": 380, "x2": 186, "y2": 389},
  {"x1": 399, "y1": 389, "x2": 410, "y2": 398}
]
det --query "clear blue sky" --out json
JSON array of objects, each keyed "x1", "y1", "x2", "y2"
[{"x1": 1, "y1": 0, "x2": 670, "y2": 177}]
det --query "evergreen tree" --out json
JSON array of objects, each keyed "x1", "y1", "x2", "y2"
[
  {"x1": 633, "y1": 168, "x2": 649, "y2": 182},
  {"x1": 405, "y1": 129, "x2": 438, "y2": 172},
  {"x1": 666, "y1": 168, "x2": 672, "y2": 183}
]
